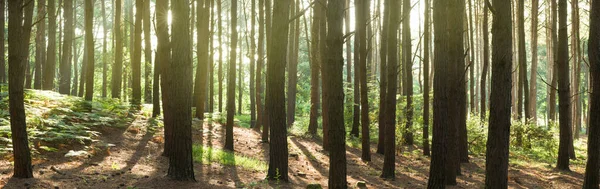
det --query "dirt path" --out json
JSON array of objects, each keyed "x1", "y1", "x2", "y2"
[{"x1": 0, "y1": 112, "x2": 587, "y2": 188}]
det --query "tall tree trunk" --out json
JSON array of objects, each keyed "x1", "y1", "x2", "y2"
[
  {"x1": 529, "y1": 0, "x2": 539, "y2": 123},
  {"x1": 7, "y1": 0, "x2": 34, "y2": 178},
  {"x1": 225, "y1": 0, "x2": 238, "y2": 152},
  {"x1": 571, "y1": 0, "x2": 581, "y2": 143},
  {"x1": 358, "y1": 0, "x2": 371, "y2": 161},
  {"x1": 100, "y1": 0, "x2": 107, "y2": 97},
  {"x1": 250, "y1": 0, "x2": 256, "y2": 128},
  {"x1": 45, "y1": 0, "x2": 57, "y2": 90},
  {"x1": 0, "y1": 0, "x2": 4, "y2": 85},
  {"x1": 480, "y1": 2, "x2": 489, "y2": 117},
  {"x1": 556, "y1": 0, "x2": 572, "y2": 171},
  {"x1": 319, "y1": 0, "x2": 329, "y2": 151},
  {"x1": 583, "y1": 0, "x2": 600, "y2": 187},
  {"x1": 166, "y1": 0, "x2": 196, "y2": 180},
  {"x1": 238, "y1": 36, "x2": 243, "y2": 115},
  {"x1": 428, "y1": 0, "x2": 464, "y2": 186},
  {"x1": 143, "y1": 0, "x2": 151, "y2": 103},
  {"x1": 194, "y1": 0, "x2": 210, "y2": 120},
  {"x1": 351, "y1": 0, "x2": 361, "y2": 138},
  {"x1": 468, "y1": 0, "x2": 475, "y2": 114},
  {"x1": 377, "y1": 0, "x2": 390, "y2": 155},
  {"x1": 325, "y1": 0, "x2": 347, "y2": 186},
  {"x1": 60, "y1": 0, "x2": 73, "y2": 95},
  {"x1": 518, "y1": 0, "x2": 530, "y2": 124},
  {"x1": 266, "y1": 0, "x2": 290, "y2": 182},
  {"x1": 72, "y1": 33, "x2": 79, "y2": 96},
  {"x1": 152, "y1": 0, "x2": 162, "y2": 117},
  {"x1": 84, "y1": 0, "x2": 95, "y2": 101},
  {"x1": 402, "y1": 0, "x2": 414, "y2": 146},
  {"x1": 218, "y1": 0, "x2": 223, "y2": 113},
  {"x1": 549, "y1": 0, "x2": 558, "y2": 122},
  {"x1": 287, "y1": 0, "x2": 299, "y2": 128},
  {"x1": 484, "y1": 0, "x2": 513, "y2": 187},
  {"x1": 423, "y1": 0, "x2": 431, "y2": 156},
  {"x1": 156, "y1": 0, "x2": 171, "y2": 157},
  {"x1": 256, "y1": 0, "x2": 265, "y2": 132},
  {"x1": 131, "y1": 0, "x2": 143, "y2": 105},
  {"x1": 307, "y1": 0, "x2": 321, "y2": 136},
  {"x1": 34, "y1": 0, "x2": 46, "y2": 90},
  {"x1": 381, "y1": 0, "x2": 399, "y2": 179},
  {"x1": 262, "y1": 0, "x2": 271, "y2": 142}
]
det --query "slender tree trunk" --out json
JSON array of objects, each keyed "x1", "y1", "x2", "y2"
[
  {"x1": 84, "y1": 0, "x2": 95, "y2": 101},
  {"x1": 45, "y1": 0, "x2": 57, "y2": 90},
  {"x1": 549, "y1": 0, "x2": 558, "y2": 122},
  {"x1": 358, "y1": 0, "x2": 371, "y2": 161},
  {"x1": 60, "y1": 0, "x2": 73, "y2": 95},
  {"x1": 484, "y1": 0, "x2": 513, "y2": 187},
  {"x1": 468, "y1": 0, "x2": 475, "y2": 114},
  {"x1": 72, "y1": 34, "x2": 79, "y2": 96},
  {"x1": 218, "y1": 0, "x2": 223, "y2": 113},
  {"x1": 402, "y1": 0, "x2": 414, "y2": 146},
  {"x1": 250, "y1": 0, "x2": 256, "y2": 128},
  {"x1": 34, "y1": 0, "x2": 46, "y2": 90},
  {"x1": 7, "y1": 0, "x2": 34, "y2": 178},
  {"x1": 351, "y1": 0, "x2": 360, "y2": 139},
  {"x1": 556, "y1": 0, "x2": 572, "y2": 171},
  {"x1": 266, "y1": 0, "x2": 290, "y2": 182},
  {"x1": 225, "y1": 0, "x2": 238, "y2": 152},
  {"x1": 319, "y1": 0, "x2": 329, "y2": 151},
  {"x1": 307, "y1": 0, "x2": 321, "y2": 136},
  {"x1": 0, "y1": 0, "x2": 4, "y2": 85},
  {"x1": 156, "y1": 0, "x2": 171, "y2": 157},
  {"x1": 583, "y1": 0, "x2": 600, "y2": 187},
  {"x1": 152, "y1": 0, "x2": 161, "y2": 117},
  {"x1": 238, "y1": 36, "x2": 243, "y2": 115},
  {"x1": 287, "y1": 0, "x2": 299, "y2": 128},
  {"x1": 131, "y1": 0, "x2": 143, "y2": 105},
  {"x1": 381, "y1": 0, "x2": 399, "y2": 179},
  {"x1": 518, "y1": 0, "x2": 530, "y2": 124},
  {"x1": 480, "y1": 2, "x2": 489, "y2": 117},
  {"x1": 377, "y1": 0, "x2": 390, "y2": 155},
  {"x1": 194, "y1": 0, "x2": 210, "y2": 120},
  {"x1": 257, "y1": 0, "x2": 265, "y2": 132},
  {"x1": 529, "y1": 0, "x2": 539, "y2": 123},
  {"x1": 423, "y1": 0, "x2": 431, "y2": 156},
  {"x1": 142, "y1": 0, "x2": 151, "y2": 103},
  {"x1": 325, "y1": 0, "x2": 347, "y2": 186}
]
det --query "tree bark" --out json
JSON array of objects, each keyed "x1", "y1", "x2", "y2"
[
  {"x1": 266, "y1": 0, "x2": 290, "y2": 182},
  {"x1": 428, "y1": 0, "x2": 463, "y2": 186},
  {"x1": 583, "y1": 0, "x2": 600, "y2": 187},
  {"x1": 8, "y1": 0, "x2": 34, "y2": 178},
  {"x1": 84, "y1": 0, "x2": 95, "y2": 101},
  {"x1": 218, "y1": 0, "x2": 223, "y2": 113},
  {"x1": 529, "y1": 0, "x2": 539, "y2": 122},
  {"x1": 423, "y1": 0, "x2": 431, "y2": 156},
  {"x1": 0, "y1": 0, "x2": 4, "y2": 85},
  {"x1": 286, "y1": 0, "x2": 299, "y2": 128},
  {"x1": 556, "y1": 0, "x2": 572, "y2": 171},
  {"x1": 225, "y1": 0, "x2": 238, "y2": 152},
  {"x1": 45, "y1": 0, "x2": 57, "y2": 90},
  {"x1": 549, "y1": 0, "x2": 558, "y2": 122},
  {"x1": 34, "y1": 0, "x2": 46, "y2": 90},
  {"x1": 101, "y1": 0, "x2": 108, "y2": 97},
  {"x1": 484, "y1": 0, "x2": 513, "y2": 187},
  {"x1": 325, "y1": 0, "x2": 347, "y2": 186},
  {"x1": 166, "y1": 0, "x2": 195, "y2": 181},
  {"x1": 131, "y1": 0, "x2": 143, "y2": 105},
  {"x1": 250, "y1": 0, "x2": 256, "y2": 128},
  {"x1": 307, "y1": 0, "x2": 321, "y2": 136},
  {"x1": 402, "y1": 0, "x2": 414, "y2": 146},
  {"x1": 480, "y1": 2, "x2": 489, "y2": 118},
  {"x1": 351, "y1": 0, "x2": 361, "y2": 139},
  {"x1": 377, "y1": 0, "x2": 390, "y2": 155},
  {"x1": 256, "y1": 0, "x2": 265, "y2": 132},
  {"x1": 143, "y1": 0, "x2": 151, "y2": 103},
  {"x1": 194, "y1": 0, "x2": 210, "y2": 120},
  {"x1": 358, "y1": 0, "x2": 371, "y2": 161},
  {"x1": 156, "y1": 0, "x2": 171, "y2": 157},
  {"x1": 381, "y1": 0, "x2": 399, "y2": 179}
]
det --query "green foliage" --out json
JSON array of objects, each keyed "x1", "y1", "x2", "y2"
[
  {"x1": 0, "y1": 90, "x2": 132, "y2": 154},
  {"x1": 192, "y1": 145, "x2": 268, "y2": 171},
  {"x1": 467, "y1": 115, "x2": 488, "y2": 156}
]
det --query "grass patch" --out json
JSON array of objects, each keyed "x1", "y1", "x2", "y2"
[{"x1": 192, "y1": 145, "x2": 267, "y2": 171}]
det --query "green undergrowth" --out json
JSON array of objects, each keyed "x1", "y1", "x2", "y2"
[
  {"x1": 192, "y1": 145, "x2": 267, "y2": 171},
  {"x1": 0, "y1": 89, "x2": 134, "y2": 154}
]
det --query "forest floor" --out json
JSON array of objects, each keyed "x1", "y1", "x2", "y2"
[{"x1": 0, "y1": 90, "x2": 588, "y2": 188}]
